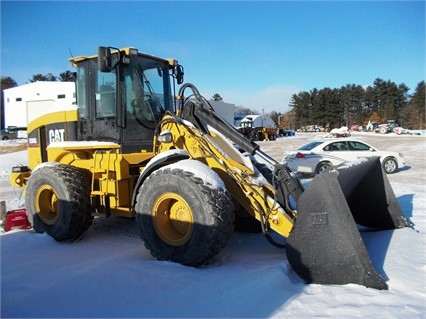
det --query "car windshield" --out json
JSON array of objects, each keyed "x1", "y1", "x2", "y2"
[{"x1": 298, "y1": 141, "x2": 324, "y2": 151}]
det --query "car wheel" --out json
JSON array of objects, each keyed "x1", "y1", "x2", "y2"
[
  {"x1": 382, "y1": 157, "x2": 398, "y2": 174},
  {"x1": 315, "y1": 161, "x2": 332, "y2": 174}
]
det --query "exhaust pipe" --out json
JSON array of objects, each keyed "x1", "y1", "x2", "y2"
[{"x1": 286, "y1": 157, "x2": 410, "y2": 290}]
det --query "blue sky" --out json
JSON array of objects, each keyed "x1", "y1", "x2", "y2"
[{"x1": 1, "y1": 1, "x2": 424, "y2": 113}]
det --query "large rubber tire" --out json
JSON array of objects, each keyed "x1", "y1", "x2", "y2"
[
  {"x1": 382, "y1": 157, "x2": 398, "y2": 174},
  {"x1": 135, "y1": 166, "x2": 234, "y2": 266},
  {"x1": 25, "y1": 164, "x2": 92, "y2": 241},
  {"x1": 251, "y1": 130, "x2": 259, "y2": 141}
]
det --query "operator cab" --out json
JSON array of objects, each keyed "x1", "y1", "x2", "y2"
[{"x1": 70, "y1": 46, "x2": 183, "y2": 153}]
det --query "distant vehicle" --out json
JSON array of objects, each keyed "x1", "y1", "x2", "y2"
[
  {"x1": 301, "y1": 125, "x2": 322, "y2": 133},
  {"x1": 375, "y1": 120, "x2": 399, "y2": 134},
  {"x1": 237, "y1": 114, "x2": 277, "y2": 141},
  {"x1": 278, "y1": 129, "x2": 295, "y2": 137},
  {"x1": 0, "y1": 127, "x2": 27, "y2": 140},
  {"x1": 286, "y1": 129, "x2": 295, "y2": 136},
  {"x1": 350, "y1": 124, "x2": 364, "y2": 132},
  {"x1": 282, "y1": 138, "x2": 405, "y2": 175}
]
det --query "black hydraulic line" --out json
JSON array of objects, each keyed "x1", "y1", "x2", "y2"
[
  {"x1": 254, "y1": 201, "x2": 286, "y2": 249},
  {"x1": 178, "y1": 83, "x2": 259, "y2": 154}
]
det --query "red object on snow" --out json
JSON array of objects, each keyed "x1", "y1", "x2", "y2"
[{"x1": 4, "y1": 208, "x2": 31, "y2": 232}]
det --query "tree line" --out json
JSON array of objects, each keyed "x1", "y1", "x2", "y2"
[
  {"x1": 212, "y1": 78, "x2": 425, "y2": 131},
  {"x1": 285, "y1": 78, "x2": 425, "y2": 130}
]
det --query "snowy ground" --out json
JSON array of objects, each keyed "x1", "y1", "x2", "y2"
[{"x1": 1, "y1": 132, "x2": 425, "y2": 318}]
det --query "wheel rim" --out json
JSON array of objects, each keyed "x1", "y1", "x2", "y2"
[
  {"x1": 152, "y1": 192, "x2": 194, "y2": 246},
  {"x1": 384, "y1": 160, "x2": 396, "y2": 173},
  {"x1": 318, "y1": 164, "x2": 329, "y2": 174},
  {"x1": 35, "y1": 185, "x2": 59, "y2": 225}
]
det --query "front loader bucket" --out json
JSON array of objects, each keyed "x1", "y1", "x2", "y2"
[
  {"x1": 337, "y1": 157, "x2": 409, "y2": 229},
  {"x1": 286, "y1": 157, "x2": 408, "y2": 290}
]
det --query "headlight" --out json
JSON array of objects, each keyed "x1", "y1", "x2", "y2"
[{"x1": 158, "y1": 130, "x2": 172, "y2": 143}]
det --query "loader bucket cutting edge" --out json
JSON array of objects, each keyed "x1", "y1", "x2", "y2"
[{"x1": 286, "y1": 158, "x2": 408, "y2": 290}]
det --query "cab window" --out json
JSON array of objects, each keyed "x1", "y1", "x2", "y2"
[
  {"x1": 76, "y1": 65, "x2": 88, "y2": 119},
  {"x1": 348, "y1": 141, "x2": 371, "y2": 151},
  {"x1": 96, "y1": 70, "x2": 116, "y2": 119}
]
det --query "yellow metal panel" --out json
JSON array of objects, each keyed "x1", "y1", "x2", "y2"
[
  {"x1": 27, "y1": 109, "x2": 77, "y2": 132},
  {"x1": 100, "y1": 179, "x2": 129, "y2": 207},
  {"x1": 28, "y1": 147, "x2": 42, "y2": 170},
  {"x1": 121, "y1": 152, "x2": 155, "y2": 165}
]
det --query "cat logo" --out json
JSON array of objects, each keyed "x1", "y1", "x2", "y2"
[{"x1": 48, "y1": 129, "x2": 65, "y2": 143}]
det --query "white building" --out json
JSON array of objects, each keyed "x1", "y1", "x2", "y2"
[{"x1": 3, "y1": 81, "x2": 76, "y2": 127}]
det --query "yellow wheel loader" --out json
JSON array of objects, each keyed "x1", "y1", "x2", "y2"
[{"x1": 10, "y1": 46, "x2": 411, "y2": 290}]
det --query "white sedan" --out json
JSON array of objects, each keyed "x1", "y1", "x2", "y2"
[{"x1": 282, "y1": 139, "x2": 405, "y2": 175}]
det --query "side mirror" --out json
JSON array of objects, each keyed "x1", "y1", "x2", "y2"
[
  {"x1": 175, "y1": 64, "x2": 184, "y2": 85},
  {"x1": 98, "y1": 46, "x2": 112, "y2": 72}
]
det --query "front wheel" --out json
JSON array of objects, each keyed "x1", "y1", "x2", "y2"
[
  {"x1": 135, "y1": 162, "x2": 234, "y2": 266},
  {"x1": 251, "y1": 130, "x2": 259, "y2": 141},
  {"x1": 382, "y1": 157, "x2": 398, "y2": 174},
  {"x1": 25, "y1": 164, "x2": 92, "y2": 241}
]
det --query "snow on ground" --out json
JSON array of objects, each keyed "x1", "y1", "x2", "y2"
[{"x1": 1, "y1": 133, "x2": 425, "y2": 318}]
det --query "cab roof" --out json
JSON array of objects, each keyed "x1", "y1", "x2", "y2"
[{"x1": 68, "y1": 47, "x2": 177, "y2": 68}]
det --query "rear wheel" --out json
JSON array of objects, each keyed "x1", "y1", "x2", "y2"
[
  {"x1": 382, "y1": 157, "x2": 398, "y2": 174},
  {"x1": 135, "y1": 164, "x2": 234, "y2": 266},
  {"x1": 315, "y1": 161, "x2": 332, "y2": 174},
  {"x1": 25, "y1": 164, "x2": 92, "y2": 241}
]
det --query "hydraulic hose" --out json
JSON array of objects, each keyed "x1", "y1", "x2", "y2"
[{"x1": 177, "y1": 83, "x2": 259, "y2": 154}]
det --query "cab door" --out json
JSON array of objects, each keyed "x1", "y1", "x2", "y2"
[{"x1": 76, "y1": 59, "x2": 120, "y2": 143}]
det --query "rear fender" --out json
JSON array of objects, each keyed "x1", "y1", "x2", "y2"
[{"x1": 131, "y1": 150, "x2": 190, "y2": 207}]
